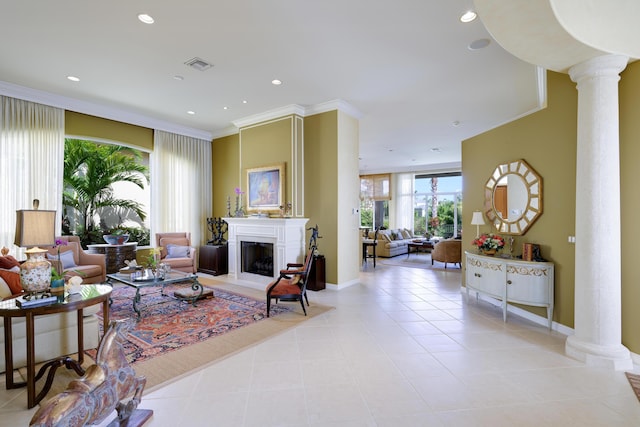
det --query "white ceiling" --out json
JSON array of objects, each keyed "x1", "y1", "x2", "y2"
[{"x1": 0, "y1": 0, "x2": 541, "y2": 174}]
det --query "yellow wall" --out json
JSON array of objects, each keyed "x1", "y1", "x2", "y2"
[
  {"x1": 305, "y1": 111, "x2": 339, "y2": 283},
  {"x1": 212, "y1": 133, "x2": 240, "y2": 218},
  {"x1": 65, "y1": 111, "x2": 153, "y2": 150},
  {"x1": 462, "y1": 71, "x2": 578, "y2": 327},
  {"x1": 619, "y1": 60, "x2": 640, "y2": 353},
  {"x1": 464, "y1": 64, "x2": 640, "y2": 354}
]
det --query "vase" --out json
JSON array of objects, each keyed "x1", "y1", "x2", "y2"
[
  {"x1": 50, "y1": 278, "x2": 65, "y2": 292},
  {"x1": 483, "y1": 249, "x2": 497, "y2": 256}
]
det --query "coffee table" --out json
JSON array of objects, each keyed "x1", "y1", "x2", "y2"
[
  {"x1": 106, "y1": 270, "x2": 209, "y2": 320},
  {"x1": 407, "y1": 240, "x2": 434, "y2": 258}
]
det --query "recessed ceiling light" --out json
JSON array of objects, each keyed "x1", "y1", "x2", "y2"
[
  {"x1": 173, "y1": 75, "x2": 184, "y2": 81},
  {"x1": 187, "y1": 111, "x2": 195, "y2": 115},
  {"x1": 242, "y1": 100, "x2": 248, "y2": 104},
  {"x1": 452, "y1": 120, "x2": 460, "y2": 127},
  {"x1": 468, "y1": 38, "x2": 491, "y2": 50},
  {"x1": 271, "y1": 79, "x2": 282, "y2": 85},
  {"x1": 223, "y1": 106, "x2": 229, "y2": 110},
  {"x1": 138, "y1": 14, "x2": 154, "y2": 24},
  {"x1": 460, "y1": 11, "x2": 477, "y2": 23},
  {"x1": 431, "y1": 148, "x2": 441, "y2": 153},
  {"x1": 67, "y1": 76, "x2": 80, "y2": 82}
]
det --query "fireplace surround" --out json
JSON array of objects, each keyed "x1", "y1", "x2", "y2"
[{"x1": 224, "y1": 217, "x2": 308, "y2": 284}]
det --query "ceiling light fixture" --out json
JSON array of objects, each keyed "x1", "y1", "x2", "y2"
[
  {"x1": 184, "y1": 57, "x2": 213, "y2": 71},
  {"x1": 187, "y1": 111, "x2": 195, "y2": 115},
  {"x1": 138, "y1": 14, "x2": 155, "y2": 24},
  {"x1": 460, "y1": 11, "x2": 477, "y2": 23},
  {"x1": 452, "y1": 120, "x2": 460, "y2": 127},
  {"x1": 271, "y1": 79, "x2": 282, "y2": 85},
  {"x1": 223, "y1": 106, "x2": 229, "y2": 110},
  {"x1": 242, "y1": 100, "x2": 248, "y2": 104},
  {"x1": 66, "y1": 76, "x2": 80, "y2": 82},
  {"x1": 431, "y1": 148, "x2": 441, "y2": 153},
  {"x1": 468, "y1": 38, "x2": 491, "y2": 50},
  {"x1": 173, "y1": 75, "x2": 184, "y2": 81}
]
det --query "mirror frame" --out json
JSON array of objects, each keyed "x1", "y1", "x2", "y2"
[{"x1": 483, "y1": 159, "x2": 543, "y2": 235}]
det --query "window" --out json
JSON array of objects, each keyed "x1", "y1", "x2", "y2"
[
  {"x1": 414, "y1": 173, "x2": 462, "y2": 238},
  {"x1": 360, "y1": 174, "x2": 391, "y2": 229}
]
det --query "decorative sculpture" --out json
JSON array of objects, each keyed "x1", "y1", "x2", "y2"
[
  {"x1": 307, "y1": 224, "x2": 321, "y2": 251},
  {"x1": 207, "y1": 217, "x2": 228, "y2": 246},
  {"x1": 30, "y1": 320, "x2": 150, "y2": 427}
]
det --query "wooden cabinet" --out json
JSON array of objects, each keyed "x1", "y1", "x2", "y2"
[
  {"x1": 307, "y1": 255, "x2": 326, "y2": 291},
  {"x1": 465, "y1": 251, "x2": 554, "y2": 328},
  {"x1": 198, "y1": 245, "x2": 228, "y2": 276}
]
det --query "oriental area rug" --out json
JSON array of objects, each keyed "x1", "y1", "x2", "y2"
[{"x1": 29, "y1": 277, "x2": 332, "y2": 402}]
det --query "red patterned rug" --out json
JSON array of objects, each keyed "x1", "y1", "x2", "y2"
[{"x1": 87, "y1": 283, "x2": 291, "y2": 365}]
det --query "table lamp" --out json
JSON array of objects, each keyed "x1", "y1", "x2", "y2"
[
  {"x1": 470, "y1": 211, "x2": 485, "y2": 238},
  {"x1": 14, "y1": 200, "x2": 56, "y2": 298}
]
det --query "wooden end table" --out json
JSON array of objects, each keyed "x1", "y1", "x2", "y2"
[{"x1": 0, "y1": 284, "x2": 111, "y2": 408}]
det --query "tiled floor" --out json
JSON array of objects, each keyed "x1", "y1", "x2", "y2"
[{"x1": 2, "y1": 261, "x2": 639, "y2": 426}]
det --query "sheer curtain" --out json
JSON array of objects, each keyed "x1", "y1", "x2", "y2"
[
  {"x1": 150, "y1": 130, "x2": 212, "y2": 247},
  {"x1": 0, "y1": 96, "x2": 64, "y2": 255},
  {"x1": 393, "y1": 172, "x2": 414, "y2": 231}
]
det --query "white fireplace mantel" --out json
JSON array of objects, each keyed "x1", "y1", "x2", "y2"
[{"x1": 224, "y1": 217, "x2": 309, "y2": 284}]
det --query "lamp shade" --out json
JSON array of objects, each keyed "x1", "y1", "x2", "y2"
[
  {"x1": 14, "y1": 209, "x2": 56, "y2": 248},
  {"x1": 470, "y1": 211, "x2": 485, "y2": 226}
]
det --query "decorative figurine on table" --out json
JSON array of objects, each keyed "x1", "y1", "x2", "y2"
[{"x1": 206, "y1": 217, "x2": 228, "y2": 246}]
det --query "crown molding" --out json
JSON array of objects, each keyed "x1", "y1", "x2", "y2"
[
  {"x1": 361, "y1": 161, "x2": 462, "y2": 175},
  {"x1": 0, "y1": 80, "x2": 213, "y2": 141},
  {"x1": 232, "y1": 99, "x2": 362, "y2": 129}
]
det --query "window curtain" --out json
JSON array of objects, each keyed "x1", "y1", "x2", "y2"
[
  {"x1": 393, "y1": 172, "x2": 414, "y2": 231},
  {"x1": 150, "y1": 130, "x2": 212, "y2": 247},
  {"x1": 0, "y1": 96, "x2": 64, "y2": 256}
]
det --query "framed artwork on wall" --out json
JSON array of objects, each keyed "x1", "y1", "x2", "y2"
[{"x1": 246, "y1": 163, "x2": 285, "y2": 214}]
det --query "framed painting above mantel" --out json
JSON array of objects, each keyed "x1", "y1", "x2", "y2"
[{"x1": 246, "y1": 163, "x2": 284, "y2": 214}]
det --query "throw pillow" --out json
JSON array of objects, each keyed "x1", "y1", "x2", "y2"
[
  {"x1": 0, "y1": 277, "x2": 13, "y2": 299},
  {"x1": 401, "y1": 229, "x2": 412, "y2": 239},
  {"x1": 0, "y1": 255, "x2": 20, "y2": 270},
  {"x1": 47, "y1": 250, "x2": 77, "y2": 270},
  {"x1": 159, "y1": 238, "x2": 190, "y2": 259},
  {"x1": 165, "y1": 244, "x2": 190, "y2": 259},
  {"x1": 0, "y1": 269, "x2": 22, "y2": 295}
]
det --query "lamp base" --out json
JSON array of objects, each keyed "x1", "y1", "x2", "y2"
[{"x1": 20, "y1": 247, "x2": 52, "y2": 295}]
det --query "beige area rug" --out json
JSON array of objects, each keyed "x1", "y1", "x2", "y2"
[
  {"x1": 376, "y1": 252, "x2": 461, "y2": 270},
  {"x1": 23, "y1": 277, "x2": 333, "y2": 404},
  {"x1": 626, "y1": 372, "x2": 640, "y2": 402}
]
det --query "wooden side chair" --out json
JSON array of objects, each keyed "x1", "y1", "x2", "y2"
[
  {"x1": 266, "y1": 245, "x2": 315, "y2": 317},
  {"x1": 362, "y1": 228, "x2": 379, "y2": 267}
]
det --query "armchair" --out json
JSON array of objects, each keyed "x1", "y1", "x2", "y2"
[
  {"x1": 46, "y1": 236, "x2": 106, "y2": 283},
  {"x1": 266, "y1": 246, "x2": 314, "y2": 317},
  {"x1": 155, "y1": 232, "x2": 197, "y2": 273},
  {"x1": 430, "y1": 238, "x2": 462, "y2": 269}
]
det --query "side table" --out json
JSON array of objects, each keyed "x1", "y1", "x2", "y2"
[
  {"x1": 0, "y1": 284, "x2": 112, "y2": 408},
  {"x1": 307, "y1": 255, "x2": 326, "y2": 291},
  {"x1": 87, "y1": 242, "x2": 138, "y2": 273},
  {"x1": 198, "y1": 244, "x2": 228, "y2": 276}
]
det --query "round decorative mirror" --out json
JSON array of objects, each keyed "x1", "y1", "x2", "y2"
[{"x1": 483, "y1": 159, "x2": 542, "y2": 235}]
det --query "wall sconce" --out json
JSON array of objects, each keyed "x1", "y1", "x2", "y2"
[{"x1": 470, "y1": 211, "x2": 485, "y2": 238}]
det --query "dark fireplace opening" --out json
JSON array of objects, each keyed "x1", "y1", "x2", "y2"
[{"x1": 241, "y1": 241, "x2": 274, "y2": 277}]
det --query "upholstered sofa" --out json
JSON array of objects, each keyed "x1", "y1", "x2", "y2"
[
  {"x1": 0, "y1": 307, "x2": 100, "y2": 373},
  {"x1": 431, "y1": 238, "x2": 462, "y2": 268},
  {"x1": 365, "y1": 228, "x2": 429, "y2": 258},
  {"x1": 45, "y1": 236, "x2": 106, "y2": 284}
]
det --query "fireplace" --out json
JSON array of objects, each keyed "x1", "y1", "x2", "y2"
[
  {"x1": 224, "y1": 217, "x2": 309, "y2": 286},
  {"x1": 241, "y1": 241, "x2": 274, "y2": 277}
]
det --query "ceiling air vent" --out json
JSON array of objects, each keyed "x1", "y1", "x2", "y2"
[{"x1": 184, "y1": 57, "x2": 213, "y2": 71}]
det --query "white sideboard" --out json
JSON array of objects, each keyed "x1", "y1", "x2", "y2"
[{"x1": 465, "y1": 251, "x2": 554, "y2": 328}]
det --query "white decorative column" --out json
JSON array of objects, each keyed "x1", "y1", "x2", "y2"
[{"x1": 565, "y1": 54, "x2": 632, "y2": 370}]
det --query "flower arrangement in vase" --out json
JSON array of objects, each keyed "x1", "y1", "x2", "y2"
[
  {"x1": 472, "y1": 233, "x2": 505, "y2": 255},
  {"x1": 234, "y1": 187, "x2": 245, "y2": 217}
]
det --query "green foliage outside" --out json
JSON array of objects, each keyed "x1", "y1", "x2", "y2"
[{"x1": 62, "y1": 139, "x2": 151, "y2": 247}]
